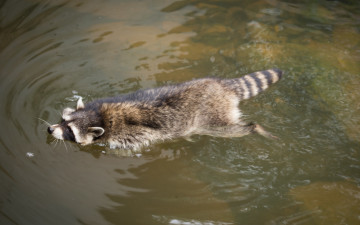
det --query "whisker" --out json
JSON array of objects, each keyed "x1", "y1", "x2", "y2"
[
  {"x1": 52, "y1": 139, "x2": 58, "y2": 148},
  {"x1": 68, "y1": 143, "x2": 75, "y2": 151},
  {"x1": 62, "y1": 140, "x2": 68, "y2": 152},
  {"x1": 50, "y1": 139, "x2": 57, "y2": 151},
  {"x1": 37, "y1": 118, "x2": 52, "y2": 126}
]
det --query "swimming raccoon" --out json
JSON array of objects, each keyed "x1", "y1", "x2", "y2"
[{"x1": 47, "y1": 69, "x2": 282, "y2": 150}]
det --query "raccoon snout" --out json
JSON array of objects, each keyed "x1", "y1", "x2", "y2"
[
  {"x1": 47, "y1": 126, "x2": 54, "y2": 134},
  {"x1": 47, "y1": 125, "x2": 64, "y2": 140}
]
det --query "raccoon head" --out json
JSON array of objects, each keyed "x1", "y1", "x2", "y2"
[{"x1": 47, "y1": 98, "x2": 105, "y2": 145}]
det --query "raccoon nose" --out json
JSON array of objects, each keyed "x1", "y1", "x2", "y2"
[{"x1": 47, "y1": 126, "x2": 54, "y2": 134}]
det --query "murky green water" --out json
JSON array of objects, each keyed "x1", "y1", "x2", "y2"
[{"x1": 1, "y1": 0, "x2": 360, "y2": 224}]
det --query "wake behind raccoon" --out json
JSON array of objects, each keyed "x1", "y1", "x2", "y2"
[{"x1": 47, "y1": 69, "x2": 283, "y2": 150}]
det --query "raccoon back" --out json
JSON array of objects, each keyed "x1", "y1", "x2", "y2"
[{"x1": 221, "y1": 68, "x2": 283, "y2": 100}]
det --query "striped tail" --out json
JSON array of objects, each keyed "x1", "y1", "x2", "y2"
[{"x1": 222, "y1": 69, "x2": 283, "y2": 100}]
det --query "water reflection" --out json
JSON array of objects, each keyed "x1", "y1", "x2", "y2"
[
  {"x1": 1, "y1": 0, "x2": 360, "y2": 225},
  {"x1": 100, "y1": 155, "x2": 234, "y2": 225}
]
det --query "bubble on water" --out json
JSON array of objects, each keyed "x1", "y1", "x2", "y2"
[
  {"x1": 261, "y1": 8, "x2": 282, "y2": 16},
  {"x1": 169, "y1": 219, "x2": 181, "y2": 224},
  {"x1": 247, "y1": 20, "x2": 261, "y2": 29},
  {"x1": 26, "y1": 152, "x2": 34, "y2": 158},
  {"x1": 65, "y1": 94, "x2": 83, "y2": 102}
]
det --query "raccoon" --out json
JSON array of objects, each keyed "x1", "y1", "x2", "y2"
[{"x1": 47, "y1": 69, "x2": 282, "y2": 150}]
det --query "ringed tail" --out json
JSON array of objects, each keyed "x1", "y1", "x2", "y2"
[{"x1": 222, "y1": 68, "x2": 283, "y2": 100}]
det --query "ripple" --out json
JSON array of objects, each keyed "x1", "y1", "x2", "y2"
[{"x1": 1, "y1": 0, "x2": 360, "y2": 225}]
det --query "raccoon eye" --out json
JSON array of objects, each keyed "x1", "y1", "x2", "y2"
[{"x1": 63, "y1": 125, "x2": 76, "y2": 142}]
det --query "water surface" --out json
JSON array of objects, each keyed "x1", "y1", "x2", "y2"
[{"x1": 1, "y1": 0, "x2": 360, "y2": 224}]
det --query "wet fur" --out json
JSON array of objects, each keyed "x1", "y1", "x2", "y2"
[{"x1": 48, "y1": 69, "x2": 283, "y2": 150}]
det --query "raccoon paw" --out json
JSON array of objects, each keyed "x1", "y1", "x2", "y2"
[{"x1": 252, "y1": 123, "x2": 279, "y2": 140}]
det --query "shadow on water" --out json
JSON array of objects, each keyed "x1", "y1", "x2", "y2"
[{"x1": 1, "y1": 0, "x2": 360, "y2": 225}]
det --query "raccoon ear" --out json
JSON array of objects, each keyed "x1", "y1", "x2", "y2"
[
  {"x1": 88, "y1": 127, "x2": 105, "y2": 137},
  {"x1": 63, "y1": 108, "x2": 75, "y2": 120},
  {"x1": 77, "y1": 97, "x2": 85, "y2": 110}
]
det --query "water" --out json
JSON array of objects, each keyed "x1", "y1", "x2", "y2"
[{"x1": 1, "y1": 0, "x2": 360, "y2": 224}]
